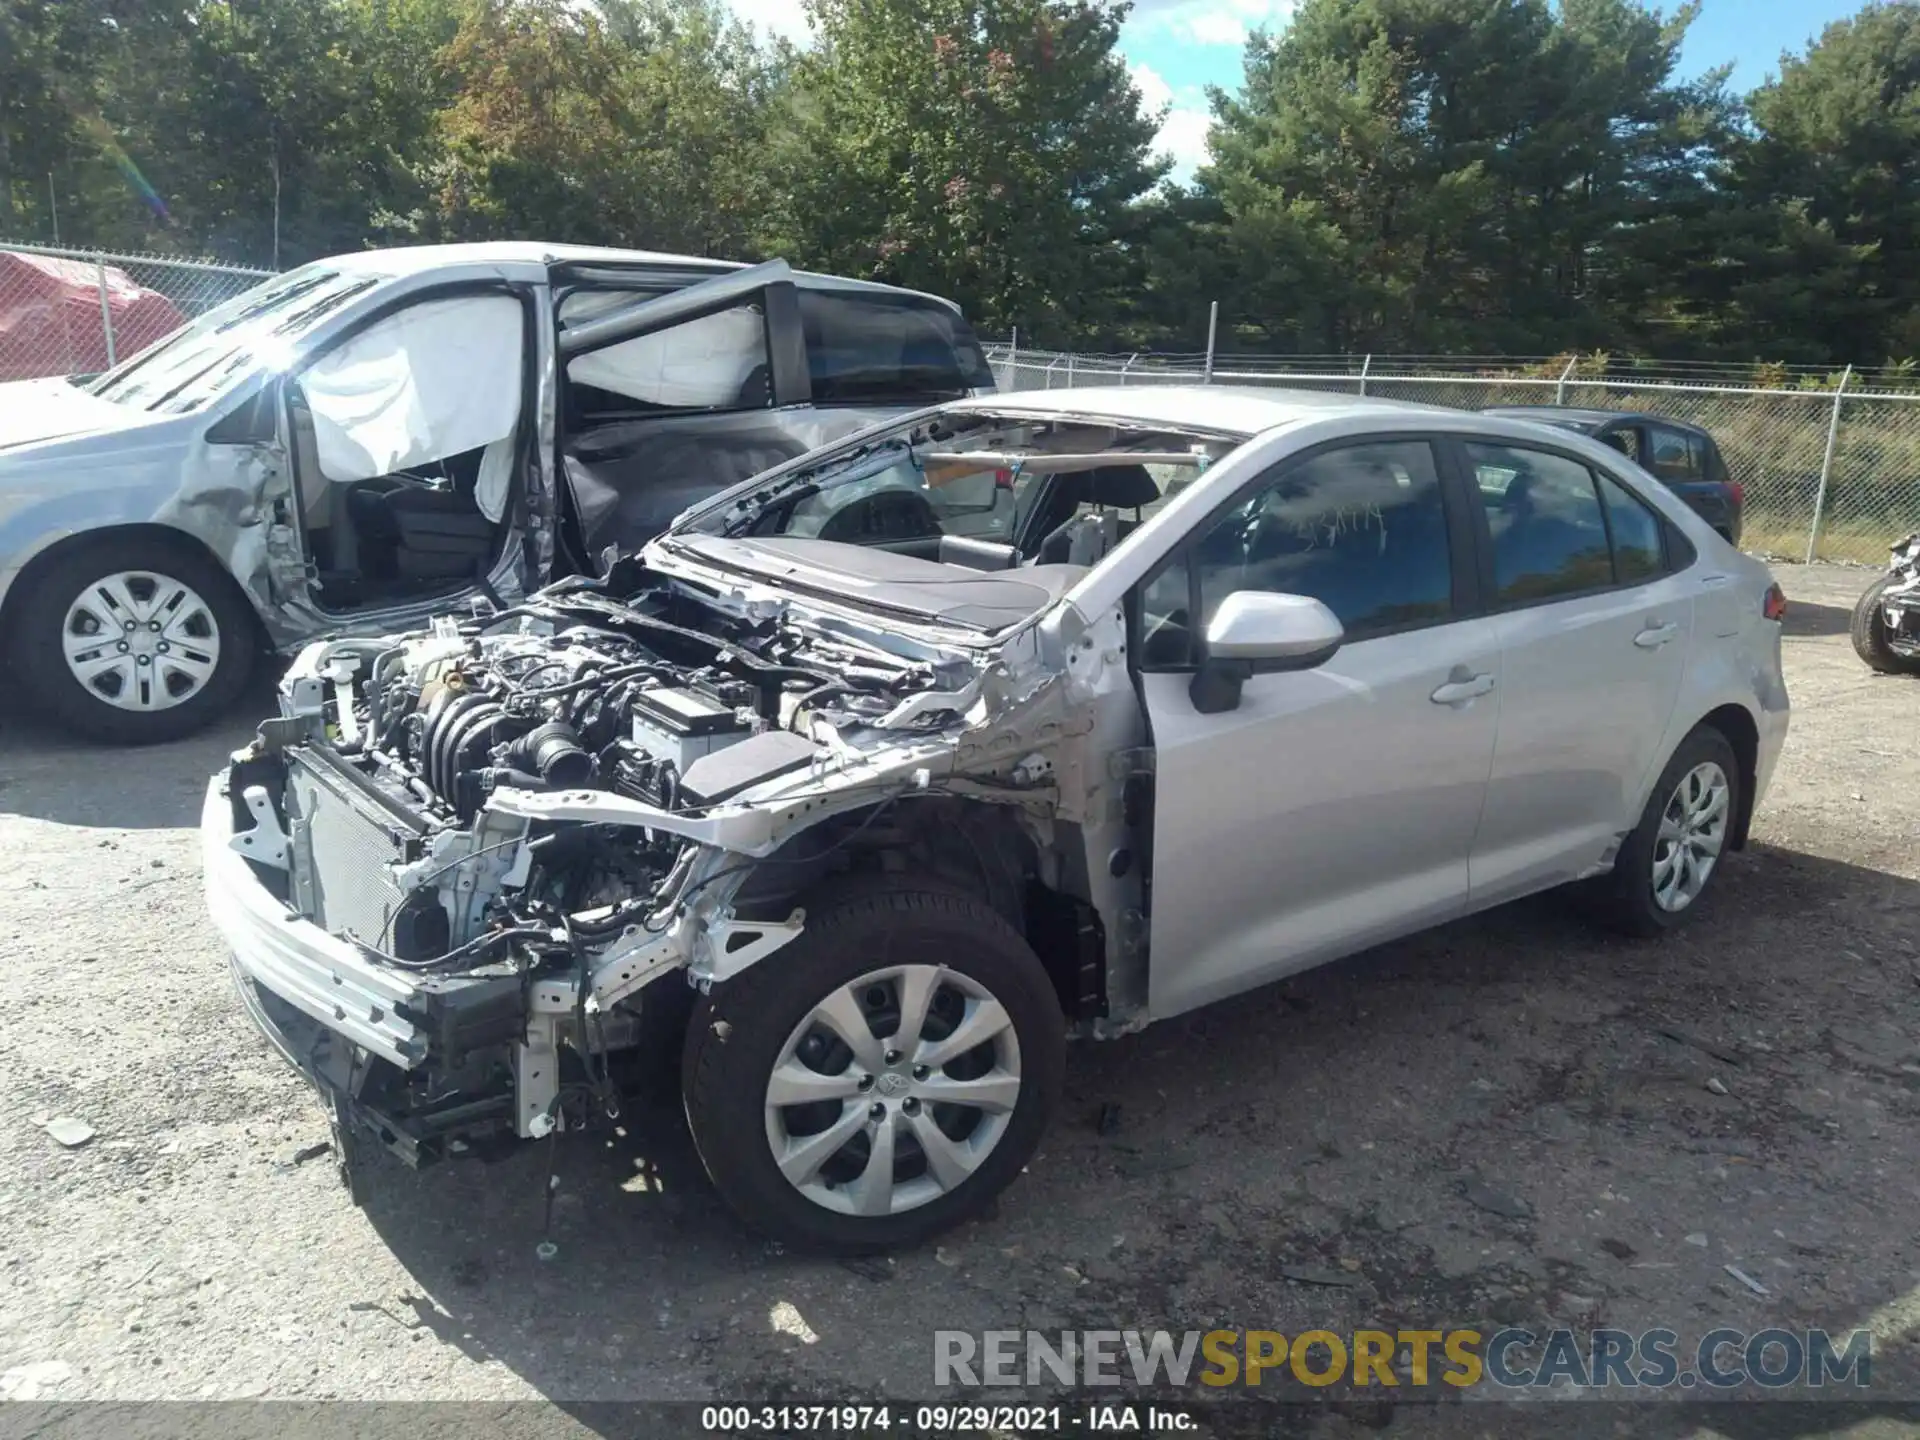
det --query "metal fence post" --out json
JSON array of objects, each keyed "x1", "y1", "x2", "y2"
[
  {"x1": 1203, "y1": 302, "x2": 1218, "y2": 383},
  {"x1": 1008, "y1": 328, "x2": 1018, "y2": 385},
  {"x1": 1121, "y1": 353, "x2": 1137, "y2": 386},
  {"x1": 1066, "y1": 351, "x2": 1074, "y2": 386},
  {"x1": 1358, "y1": 353, "x2": 1371, "y2": 397},
  {"x1": 1805, "y1": 364, "x2": 1853, "y2": 564},
  {"x1": 95, "y1": 260, "x2": 117, "y2": 367},
  {"x1": 1555, "y1": 355, "x2": 1577, "y2": 405}
]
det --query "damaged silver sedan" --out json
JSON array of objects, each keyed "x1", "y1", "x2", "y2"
[{"x1": 204, "y1": 387, "x2": 1789, "y2": 1250}]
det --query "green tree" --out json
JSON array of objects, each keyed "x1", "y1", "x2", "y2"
[
  {"x1": 1201, "y1": 0, "x2": 1729, "y2": 354},
  {"x1": 425, "y1": 0, "x2": 780, "y2": 256},
  {"x1": 1714, "y1": 2, "x2": 1920, "y2": 364},
  {"x1": 763, "y1": 0, "x2": 1165, "y2": 340}
]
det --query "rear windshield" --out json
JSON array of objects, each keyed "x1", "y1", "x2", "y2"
[{"x1": 798, "y1": 289, "x2": 992, "y2": 403}]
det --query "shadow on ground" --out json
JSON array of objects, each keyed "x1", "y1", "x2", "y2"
[
  {"x1": 0, "y1": 672, "x2": 274, "y2": 828},
  {"x1": 1779, "y1": 599, "x2": 1856, "y2": 640},
  {"x1": 316, "y1": 842, "x2": 1920, "y2": 1424}
]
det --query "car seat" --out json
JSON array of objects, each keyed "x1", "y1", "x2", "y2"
[{"x1": 1032, "y1": 464, "x2": 1159, "y2": 564}]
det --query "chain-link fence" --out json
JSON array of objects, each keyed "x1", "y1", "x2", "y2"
[
  {"x1": 0, "y1": 240, "x2": 273, "y2": 383},
  {"x1": 986, "y1": 347, "x2": 1920, "y2": 565}
]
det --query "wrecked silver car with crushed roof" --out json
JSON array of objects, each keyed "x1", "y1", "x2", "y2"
[
  {"x1": 0, "y1": 243, "x2": 989, "y2": 743},
  {"x1": 205, "y1": 387, "x2": 1789, "y2": 1250}
]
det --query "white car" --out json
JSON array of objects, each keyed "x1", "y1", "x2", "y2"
[{"x1": 204, "y1": 386, "x2": 1789, "y2": 1250}]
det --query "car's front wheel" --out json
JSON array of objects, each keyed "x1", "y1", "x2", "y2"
[
  {"x1": 1584, "y1": 724, "x2": 1741, "y2": 936},
  {"x1": 10, "y1": 534, "x2": 257, "y2": 744},
  {"x1": 682, "y1": 882, "x2": 1065, "y2": 1252}
]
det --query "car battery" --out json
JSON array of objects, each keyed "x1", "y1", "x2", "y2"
[{"x1": 629, "y1": 684, "x2": 754, "y2": 772}]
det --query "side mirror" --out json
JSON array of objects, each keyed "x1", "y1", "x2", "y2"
[{"x1": 1188, "y1": 591, "x2": 1343, "y2": 714}]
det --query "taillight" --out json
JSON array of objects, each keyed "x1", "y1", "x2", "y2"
[
  {"x1": 1728, "y1": 480, "x2": 1744, "y2": 507},
  {"x1": 1763, "y1": 583, "x2": 1787, "y2": 621}
]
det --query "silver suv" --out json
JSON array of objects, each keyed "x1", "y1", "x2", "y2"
[
  {"x1": 0, "y1": 244, "x2": 990, "y2": 743},
  {"x1": 204, "y1": 386, "x2": 1789, "y2": 1251}
]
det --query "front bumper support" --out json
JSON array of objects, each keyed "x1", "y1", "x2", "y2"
[{"x1": 202, "y1": 777, "x2": 427, "y2": 1069}]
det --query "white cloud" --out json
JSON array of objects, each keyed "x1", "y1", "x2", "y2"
[
  {"x1": 1130, "y1": 59, "x2": 1174, "y2": 112},
  {"x1": 1131, "y1": 61, "x2": 1213, "y2": 181},
  {"x1": 1133, "y1": 0, "x2": 1298, "y2": 49}
]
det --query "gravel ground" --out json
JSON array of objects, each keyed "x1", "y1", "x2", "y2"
[{"x1": 3, "y1": 562, "x2": 1918, "y2": 1433}]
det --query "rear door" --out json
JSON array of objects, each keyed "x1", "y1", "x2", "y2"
[
  {"x1": 1137, "y1": 435, "x2": 1502, "y2": 1019},
  {"x1": 1455, "y1": 436, "x2": 1693, "y2": 905},
  {"x1": 555, "y1": 261, "x2": 821, "y2": 555}
]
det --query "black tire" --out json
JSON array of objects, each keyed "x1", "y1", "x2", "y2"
[
  {"x1": 10, "y1": 533, "x2": 258, "y2": 744},
  {"x1": 1583, "y1": 724, "x2": 1742, "y2": 938},
  {"x1": 682, "y1": 882, "x2": 1065, "y2": 1253},
  {"x1": 1850, "y1": 576, "x2": 1920, "y2": 675}
]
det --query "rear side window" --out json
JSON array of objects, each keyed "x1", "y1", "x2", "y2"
[
  {"x1": 1470, "y1": 443, "x2": 1679, "y2": 601},
  {"x1": 1599, "y1": 474, "x2": 1665, "y2": 582},
  {"x1": 1467, "y1": 443, "x2": 1613, "y2": 601},
  {"x1": 798, "y1": 289, "x2": 992, "y2": 403},
  {"x1": 1644, "y1": 423, "x2": 1704, "y2": 482}
]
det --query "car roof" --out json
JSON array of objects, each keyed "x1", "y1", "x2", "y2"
[
  {"x1": 315, "y1": 243, "x2": 964, "y2": 312},
  {"x1": 950, "y1": 384, "x2": 1467, "y2": 438}
]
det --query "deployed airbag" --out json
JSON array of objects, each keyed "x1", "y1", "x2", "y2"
[{"x1": 302, "y1": 296, "x2": 524, "y2": 510}]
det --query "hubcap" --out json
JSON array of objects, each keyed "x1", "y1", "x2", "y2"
[
  {"x1": 1651, "y1": 761, "x2": 1730, "y2": 913},
  {"x1": 61, "y1": 570, "x2": 221, "y2": 713},
  {"x1": 763, "y1": 964, "x2": 1022, "y2": 1218}
]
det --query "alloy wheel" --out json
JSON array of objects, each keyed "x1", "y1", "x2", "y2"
[
  {"x1": 1651, "y1": 760, "x2": 1730, "y2": 912},
  {"x1": 763, "y1": 964, "x2": 1022, "y2": 1218}
]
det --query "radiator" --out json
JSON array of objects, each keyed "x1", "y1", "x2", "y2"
[{"x1": 283, "y1": 749, "x2": 425, "y2": 949}]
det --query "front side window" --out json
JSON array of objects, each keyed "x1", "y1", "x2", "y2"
[
  {"x1": 1468, "y1": 442, "x2": 1613, "y2": 602},
  {"x1": 1598, "y1": 427, "x2": 1641, "y2": 463},
  {"x1": 1139, "y1": 440, "x2": 1453, "y2": 667},
  {"x1": 565, "y1": 303, "x2": 770, "y2": 414}
]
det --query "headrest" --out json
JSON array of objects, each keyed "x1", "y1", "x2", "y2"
[{"x1": 1053, "y1": 463, "x2": 1160, "y2": 511}]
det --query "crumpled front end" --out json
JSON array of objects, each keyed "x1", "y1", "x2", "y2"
[{"x1": 205, "y1": 558, "x2": 1128, "y2": 1169}]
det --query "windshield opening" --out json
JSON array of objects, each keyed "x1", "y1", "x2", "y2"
[
  {"x1": 682, "y1": 408, "x2": 1238, "y2": 565},
  {"x1": 87, "y1": 266, "x2": 381, "y2": 414}
]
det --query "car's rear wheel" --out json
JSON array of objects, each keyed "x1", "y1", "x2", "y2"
[
  {"x1": 681, "y1": 882, "x2": 1064, "y2": 1252},
  {"x1": 1584, "y1": 725, "x2": 1741, "y2": 937},
  {"x1": 10, "y1": 535, "x2": 257, "y2": 744},
  {"x1": 1850, "y1": 576, "x2": 1920, "y2": 675}
]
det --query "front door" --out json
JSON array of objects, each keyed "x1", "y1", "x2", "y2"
[
  {"x1": 1136, "y1": 436, "x2": 1501, "y2": 1020},
  {"x1": 283, "y1": 287, "x2": 534, "y2": 615},
  {"x1": 1453, "y1": 436, "x2": 1693, "y2": 904}
]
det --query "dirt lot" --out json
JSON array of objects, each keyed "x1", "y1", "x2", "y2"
[{"x1": 3, "y1": 563, "x2": 1918, "y2": 1432}]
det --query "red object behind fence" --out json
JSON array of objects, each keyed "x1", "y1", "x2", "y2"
[{"x1": 0, "y1": 250, "x2": 186, "y2": 381}]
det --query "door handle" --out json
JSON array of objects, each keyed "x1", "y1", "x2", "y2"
[
  {"x1": 1430, "y1": 668, "x2": 1496, "y2": 706},
  {"x1": 1634, "y1": 621, "x2": 1680, "y2": 649}
]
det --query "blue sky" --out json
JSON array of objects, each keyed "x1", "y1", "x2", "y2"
[{"x1": 726, "y1": 0, "x2": 1871, "y2": 179}]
